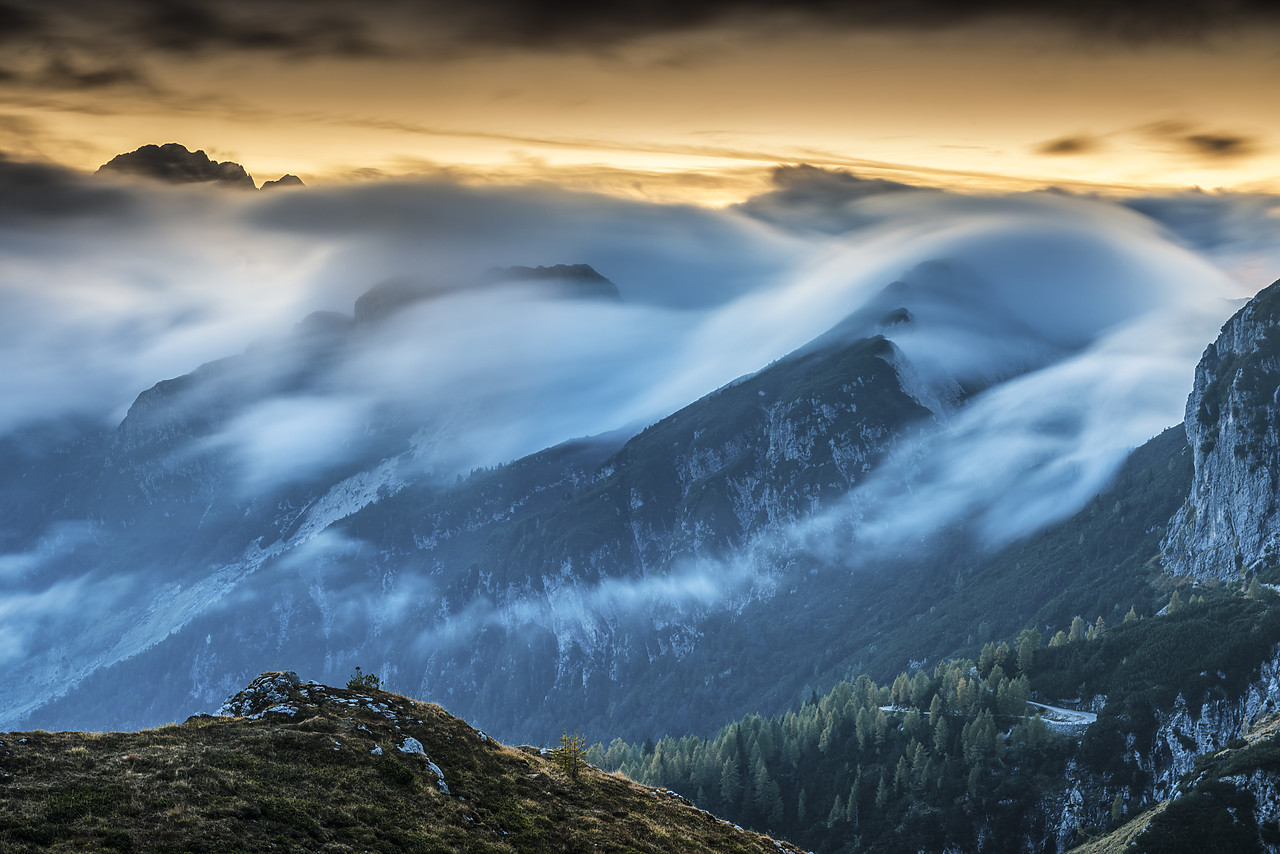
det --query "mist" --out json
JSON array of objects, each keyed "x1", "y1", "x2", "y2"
[{"x1": 0, "y1": 159, "x2": 1268, "y2": 730}]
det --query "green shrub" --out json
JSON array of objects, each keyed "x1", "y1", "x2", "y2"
[{"x1": 347, "y1": 667, "x2": 381, "y2": 691}]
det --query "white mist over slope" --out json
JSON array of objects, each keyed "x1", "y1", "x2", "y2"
[{"x1": 0, "y1": 159, "x2": 1265, "y2": 716}]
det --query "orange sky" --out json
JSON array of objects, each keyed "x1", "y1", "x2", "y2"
[{"x1": 3, "y1": 14, "x2": 1280, "y2": 205}]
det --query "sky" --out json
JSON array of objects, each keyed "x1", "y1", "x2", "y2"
[{"x1": 3, "y1": 0, "x2": 1280, "y2": 203}]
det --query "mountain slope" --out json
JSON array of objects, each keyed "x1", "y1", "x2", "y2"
[
  {"x1": 7, "y1": 274, "x2": 939, "y2": 740},
  {"x1": 0, "y1": 671, "x2": 804, "y2": 854}
]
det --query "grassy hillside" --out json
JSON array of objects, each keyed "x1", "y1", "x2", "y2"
[{"x1": 0, "y1": 672, "x2": 803, "y2": 854}]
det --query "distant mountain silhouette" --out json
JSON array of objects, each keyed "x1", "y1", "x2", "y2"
[{"x1": 97, "y1": 143, "x2": 257, "y2": 189}]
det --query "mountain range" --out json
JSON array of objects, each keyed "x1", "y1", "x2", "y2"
[{"x1": 10, "y1": 153, "x2": 1280, "y2": 850}]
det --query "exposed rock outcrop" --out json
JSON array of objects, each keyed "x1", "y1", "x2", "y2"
[
  {"x1": 1163, "y1": 279, "x2": 1280, "y2": 580},
  {"x1": 97, "y1": 143, "x2": 257, "y2": 189}
]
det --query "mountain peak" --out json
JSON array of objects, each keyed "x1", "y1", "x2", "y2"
[
  {"x1": 262, "y1": 174, "x2": 305, "y2": 190},
  {"x1": 96, "y1": 143, "x2": 257, "y2": 189}
]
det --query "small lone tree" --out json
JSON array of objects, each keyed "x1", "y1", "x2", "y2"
[
  {"x1": 553, "y1": 728, "x2": 588, "y2": 781},
  {"x1": 347, "y1": 666, "x2": 381, "y2": 691}
]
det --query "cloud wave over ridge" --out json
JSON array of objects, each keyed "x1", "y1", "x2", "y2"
[{"x1": 0, "y1": 160, "x2": 1266, "y2": 708}]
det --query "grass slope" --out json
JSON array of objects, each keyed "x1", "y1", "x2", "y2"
[{"x1": 0, "y1": 673, "x2": 802, "y2": 854}]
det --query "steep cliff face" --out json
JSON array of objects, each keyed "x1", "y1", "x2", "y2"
[
  {"x1": 1132, "y1": 647, "x2": 1280, "y2": 802},
  {"x1": 1163, "y1": 279, "x2": 1280, "y2": 580}
]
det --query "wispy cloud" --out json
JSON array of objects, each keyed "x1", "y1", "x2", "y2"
[{"x1": 1036, "y1": 134, "x2": 1100, "y2": 155}]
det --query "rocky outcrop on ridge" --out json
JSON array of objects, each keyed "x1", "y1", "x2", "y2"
[{"x1": 1163, "y1": 279, "x2": 1280, "y2": 581}]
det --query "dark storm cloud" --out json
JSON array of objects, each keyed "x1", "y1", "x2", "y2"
[
  {"x1": 0, "y1": 2, "x2": 41, "y2": 42},
  {"x1": 1037, "y1": 135, "x2": 1099, "y2": 155},
  {"x1": 135, "y1": 1, "x2": 385, "y2": 57},
  {"x1": 408, "y1": 0, "x2": 1280, "y2": 49},
  {"x1": 34, "y1": 58, "x2": 147, "y2": 90},
  {"x1": 0, "y1": 155, "x2": 135, "y2": 223},
  {"x1": 6, "y1": 0, "x2": 1280, "y2": 62}
]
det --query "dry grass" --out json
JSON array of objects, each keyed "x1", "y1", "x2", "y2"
[
  {"x1": 0, "y1": 678, "x2": 802, "y2": 853},
  {"x1": 1068, "y1": 802, "x2": 1168, "y2": 854}
]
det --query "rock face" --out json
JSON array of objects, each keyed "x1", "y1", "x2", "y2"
[
  {"x1": 1163, "y1": 279, "x2": 1280, "y2": 581},
  {"x1": 217, "y1": 670, "x2": 302, "y2": 718},
  {"x1": 97, "y1": 143, "x2": 257, "y2": 189}
]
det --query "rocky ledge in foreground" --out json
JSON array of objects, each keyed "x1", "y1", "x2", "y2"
[{"x1": 0, "y1": 671, "x2": 803, "y2": 853}]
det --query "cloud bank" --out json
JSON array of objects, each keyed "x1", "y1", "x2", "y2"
[
  {"x1": 0, "y1": 158, "x2": 1273, "y2": 731},
  {"x1": 7, "y1": 0, "x2": 1280, "y2": 64}
]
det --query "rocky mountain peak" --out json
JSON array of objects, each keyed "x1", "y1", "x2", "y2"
[
  {"x1": 262, "y1": 174, "x2": 305, "y2": 190},
  {"x1": 1163, "y1": 278, "x2": 1280, "y2": 581},
  {"x1": 96, "y1": 143, "x2": 257, "y2": 189}
]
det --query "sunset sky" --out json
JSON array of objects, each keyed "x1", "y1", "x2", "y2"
[{"x1": 3, "y1": 0, "x2": 1280, "y2": 204}]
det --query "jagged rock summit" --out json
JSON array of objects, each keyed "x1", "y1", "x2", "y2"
[
  {"x1": 1163, "y1": 278, "x2": 1280, "y2": 581},
  {"x1": 262, "y1": 174, "x2": 305, "y2": 190},
  {"x1": 97, "y1": 143, "x2": 257, "y2": 189},
  {"x1": 0, "y1": 671, "x2": 805, "y2": 853}
]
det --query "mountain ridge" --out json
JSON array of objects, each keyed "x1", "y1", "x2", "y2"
[{"x1": 0, "y1": 670, "x2": 805, "y2": 853}]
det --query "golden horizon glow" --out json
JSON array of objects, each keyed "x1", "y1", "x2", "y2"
[{"x1": 4, "y1": 22, "x2": 1280, "y2": 206}]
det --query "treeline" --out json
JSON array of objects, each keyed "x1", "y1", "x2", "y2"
[
  {"x1": 589, "y1": 629, "x2": 1071, "y2": 853},
  {"x1": 589, "y1": 585, "x2": 1280, "y2": 853}
]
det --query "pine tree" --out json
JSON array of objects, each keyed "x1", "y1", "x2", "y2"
[
  {"x1": 827, "y1": 794, "x2": 845, "y2": 826},
  {"x1": 895, "y1": 755, "x2": 911, "y2": 791},
  {"x1": 875, "y1": 775, "x2": 889, "y2": 809},
  {"x1": 994, "y1": 641, "x2": 1011, "y2": 671},
  {"x1": 1049, "y1": 630, "x2": 1068, "y2": 648},
  {"x1": 719, "y1": 759, "x2": 741, "y2": 804},
  {"x1": 1016, "y1": 629, "x2": 1040, "y2": 674},
  {"x1": 933, "y1": 716, "x2": 950, "y2": 755},
  {"x1": 552, "y1": 728, "x2": 588, "y2": 781},
  {"x1": 978, "y1": 642, "x2": 996, "y2": 677},
  {"x1": 1167, "y1": 590, "x2": 1184, "y2": 614},
  {"x1": 1110, "y1": 792, "x2": 1125, "y2": 825},
  {"x1": 1069, "y1": 615, "x2": 1088, "y2": 642}
]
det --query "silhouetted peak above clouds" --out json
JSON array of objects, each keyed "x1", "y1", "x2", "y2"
[
  {"x1": 262, "y1": 174, "x2": 305, "y2": 190},
  {"x1": 96, "y1": 143, "x2": 257, "y2": 189}
]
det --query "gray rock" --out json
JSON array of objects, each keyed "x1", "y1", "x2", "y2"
[
  {"x1": 217, "y1": 670, "x2": 302, "y2": 718},
  {"x1": 1163, "y1": 278, "x2": 1280, "y2": 580}
]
